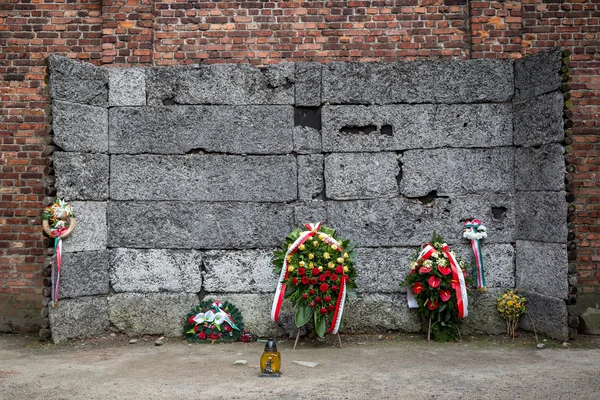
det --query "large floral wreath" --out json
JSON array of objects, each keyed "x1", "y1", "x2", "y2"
[
  {"x1": 272, "y1": 222, "x2": 357, "y2": 338},
  {"x1": 184, "y1": 300, "x2": 245, "y2": 343}
]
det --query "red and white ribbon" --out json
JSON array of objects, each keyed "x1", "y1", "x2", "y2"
[{"x1": 442, "y1": 244, "x2": 468, "y2": 319}]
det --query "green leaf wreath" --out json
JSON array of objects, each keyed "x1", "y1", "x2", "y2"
[
  {"x1": 273, "y1": 223, "x2": 357, "y2": 338},
  {"x1": 184, "y1": 300, "x2": 244, "y2": 343}
]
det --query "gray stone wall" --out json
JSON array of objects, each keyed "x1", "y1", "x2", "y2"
[{"x1": 46, "y1": 50, "x2": 567, "y2": 342}]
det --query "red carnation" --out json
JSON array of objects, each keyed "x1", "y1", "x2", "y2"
[
  {"x1": 312, "y1": 268, "x2": 320, "y2": 276},
  {"x1": 331, "y1": 285, "x2": 338, "y2": 292},
  {"x1": 193, "y1": 325, "x2": 199, "y2": 332},
  {"x1": 198, "y1": 332, "x2": 206, "y2": 340},
  {"x1": 325, "y1": 270, "x2": 331, "y2": 277},
  {"x1": 310, "y1": 278, "x2": 318, "y2": 285},
  {"x1": 324, "y1": 295, "x2": 331, "y2": 302},
  {"x1": 315, "y1": 297, "x2": 321, "y2": 303},
  {"x1": 327, "y1": 305, "x2": 335, "y2": 311},
  {"x1": 331, "y1": 274, "x2": 339, "y2": 282},
  {"x1": 320, "y1": 283, "x2": 329, "y2": 293},
  {"x1": 301, "y1": 276, "x2": 309, "y2": 285},
  {"x1": 310, "y1": 289, "x2": 315, "y2": 295},
  {"x1": 298, "y1": 267, "x2": 306, "y2": 276},
  {"x1": 320, "y1": 307, "x2": 327, "y2": 314},
  {"x1": 413, "y1": 282, "x2": 424, "y2": 295},
  {"x1": 426, "y1": 299, "x2": 439, "y2": 310},
  {"x1": 428, "y1": 275, "x2": 441, "y2": 288},
  {"x1": 209, "y1": 332, "x2": 218, "y2": 340},
  {"x1": 335, "y1": 265, "x2": 343, "y2": 274},
  {"x1": 310, "y1": 301, "x2": 315, "y2": 307},
  {"x1": 440, "y1": 289, "x2": 451, "y2": 302},
  {"x1": 225, "y1": 325, "x2": 232, "y2": 332},
  {"x1": 319, "y1": 274, "x2": 327, "y2": 282},
  {"x1": 438, "y1": 266, "x2": 451, "y2": 276},
  {"x1": 419, "y1": 266, "x2": 432, "y2": 274},
  {"x1": 291, "y1": 277, "x2": 299, "y2": 285},
  {"x1": 188, "y1": 316, "x2": 195, "y2": 324},
  {"x1": 302, "y1": 293, "x2": 308, "y2": 299}
]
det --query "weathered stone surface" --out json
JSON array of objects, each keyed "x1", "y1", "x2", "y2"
[
  {"x1": 328, "y1": 194, "x2": 514, "y2": 247},
  {"x1": 294, "y1": 202, "x2": 327, "y2": 226},
  {"x1": 201, "y1": 293, "x2": 285, "y2": 337},
  {"x1": 298, "y1": 154, "x2": 324, "y2": 201},
  {"x1": 399, "y1": 148, "x2": 514, "y2": 197},
  {"x1": 108, "y1": 293, "x2": 199, "y2": 336},
  {"x1": 109, "y1": 68, "x2": 146, "y2": 106},
  {"x1": 108, "y1": 202, "x2": 294, "y2": 249},
  {"x1": 513, "y1": 91, "x2": 564, "y2": 147},
  {"x1": 50, "y1": 297, "x2": 109, "y2": 343},
  {"x1": 109, "y1": 106, "x2": 294, "y2": 155},
  {"x1": 461, "y1": 289, "x2": 507, "y2": 335},
  {"x1": 61, "y1": 201, "x2": 107, "y2": 253},
  {"x1": 203, "y1": 249, "x2": 276, "y2": 293},
  {"x1": 355, "y1": 247, "x2": 413, "y2": 293},
  {"x1": 145, "y1": 63, "x2": 294, "y2": 105},
  {"x1": 514, "y1": 48, "x2": 562, "y2": 101},
  {"x1": 59, "y1": 250, "x2": 109, "y2": 299},
  {"x1": 293, "y1": 126, "x2": 321, "y2": 154},
  {"x1": 322, "y1": 60, "x2": 513, "y2": 105},
  {"x1": 48, "y1": 55, "x2": 108, "y2": 106},
  {"x1": 516, "y1": 241, "x2": 568, "y2": 299},
  {"x1": 52, "y1": 101, "x2": 108, "y2": 153},
  {"x1": 110, "y1": 249, "x2": 203, "y2": 293},
  {"x1": 515, "y1": 144, "x2": 565, "y2": 191},
  {"x1": 516, "y1": 191, "x2": 567, "y2": 242},
  {"x1": 454, "y1": 243, "x2": 515, "y2": 288},
  {"x1": 325, "y1": 152, "x2": 400, "y2": 200},
  {"x1": 295, "y1": 63, "x2": 321, "y2": 106},
  {"x1": 110, "y1": 155, "x2": 297, "y2": 202},
  {"x1": 579, "y1": 307, "x2": 600, "y2": 335},
  {"x1": 322, "y1": 104, "x2": 513, "y2": 152},
  {"x1": 342, "y1": 293, "x2": 421, "y2": 333},
  {"x1": 54, "y1": 152, "x2": 109, "y2": 201},
  {"x1": 519, "y1": 291, "x2": 568, "y2": 341}
]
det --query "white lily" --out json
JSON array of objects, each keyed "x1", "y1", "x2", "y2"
[
  {"x1": 214, "y1": 312, "x2": 227, "y2": 325},
  {"x1": 193, "y1": 312, "x2": 206, "y2": 324},
  {"x1": 204, "y1": 310, "x2": 215, "y2": 322}
]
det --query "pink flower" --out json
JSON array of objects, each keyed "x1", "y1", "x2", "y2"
[
  {"x1": 419, "y1": 266, "x2": 432, "y2": 274},
  {"x1": 440, "y1": 290, "x2": 451, "y2": 302},
  {"x1": 438, "y1": 266, "x2": 451, "y2": 276},
  {"x1": 428, "y1": 275, "x2": 440, "y2": 288}
]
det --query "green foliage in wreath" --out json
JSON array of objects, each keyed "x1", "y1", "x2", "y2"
[
  {"x1": 273, "y1": 224, "x2": 357, "y2": 338},
  {"x1": 184, "y1": 300, "x2": 244, "y2": 343}
]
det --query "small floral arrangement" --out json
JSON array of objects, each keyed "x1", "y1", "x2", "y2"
[
  {"x1": 184, "y1": 300, "x2": 245, "y2": 343},
  {"x1": 41, "y1": 198, "x2": 75, "y2": 233},
  {"x1": 272, "y1": 223, "x2": 357, "y2": 338},
  {"x1": 497, "y1": 289, "x2": 527, "y2": 339},
  {"x1": 463, "y1": 220, "x2": 487, "y2": 241},
  {"x1": 402, "y1": 232, "x2": 472, "y2": 341}
]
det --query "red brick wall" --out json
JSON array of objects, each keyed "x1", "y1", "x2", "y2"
[{"x1": 1, "y1": 0, "x2": 598, "y2": 332}]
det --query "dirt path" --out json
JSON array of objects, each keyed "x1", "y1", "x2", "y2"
[{"x1": 1, "y1": 333, "x2": 600, "y2": 399}]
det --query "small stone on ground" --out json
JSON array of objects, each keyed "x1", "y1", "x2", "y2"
[
  {"x1": 129, "y1": 339, "x2": 138, "y2": 344},
  {"x1": 292, "y1": 361, "x2": 319, "y2": 368},
  {"x1": 233, "y1": 360, "x2": 248, "y2": 366}
]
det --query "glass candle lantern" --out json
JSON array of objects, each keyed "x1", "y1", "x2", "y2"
[{"x1": 259, "y1": 338, "x2": 281, "y2": 377}]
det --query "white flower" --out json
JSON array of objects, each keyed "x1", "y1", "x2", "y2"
[
  {"x1": 214, "y1": 312, "x2": 227, "y2": 325},
  {"x1": 424, "y1": 259, "x2": 433, "y2": 267},
  {"x1": 193, "y1": 312, "x2": 206, "y2": 324}
]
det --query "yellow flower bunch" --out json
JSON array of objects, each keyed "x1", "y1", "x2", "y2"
[{"x1": 497, "y1": 289, "x2": 527, "y2": 321}]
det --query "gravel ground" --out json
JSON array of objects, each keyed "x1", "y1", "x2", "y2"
[{"x1": 1, "y1": 333, "x2": 600, "y2": 400}]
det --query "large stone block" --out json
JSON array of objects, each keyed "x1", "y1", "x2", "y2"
[
  {"x1": 48, "y1": 55, "x2": 108, "y2": 106},
  {"x1": 110, "y1": 249, "x2": 203, "y2": 293},
  {"x1": 454, "y1": 243, "x2": 515, "y2": 288},
  {"x1": 514, "y1": 48, "x2": 562, "y2": 101},
  {"x1": 295, "y1": 63, "x2": 321, "y2": 106},
  {"x1": 108, "y1": 68, "x2": 146, "y2": 106},
  {"x1": 203, "y1": 250, "x2": 277, "y2": 293},
  {"x1": 59, "y1": 250, "x2": 109, "y2": 299},
  {"x1": 519, "y1": 291, "x2": 568, "y2": 341},
  {"x1": 108, "y1": 293, "x2": 199, "y2": 336},
  {"x1": 322, "y1": 60, "x2": 513, "y2": 105},
  {"x1": 54, "y1": 152, "x2": 109, "y2": 201},
  {"x1": 579, "y1": 307, "x2": 600, "y2": 335},
  {"x1": 293, "y1": 126, "x2": 322, "y2": 154},
  {"x1": 354, "y1": 247, "x2": 413, "y2": 293},
  {"x1": 325, "y1": 152, "x2": 400, "y2": 200},
  {"x1": 515, "y1": 191, "x2": 567, "y2": 242},
  {"x1": 461, "y1": 289, "x2": 507, "y2": 335},
  {"x1": 399, "y1": 148, "x2": 514, "y2": 197},
  {"x1": 109, "y1": 105, "x2": 294, "y2": 155},
  {"x1": 49, "y1": 296, "x2": 109, "y2": 343},
  {"x1": 342, "y1": 293, "x2": 422, "y2": 333},
  {"x1": 52, "y1": 101, "x2": 108, "y2": 153},
  {"x1": 513, "y1": 91, "x2": 564, "y2": 147},
  {"x1": 61, "y1": 201, "x2": 107, "y2": 253},
  {"x1": 108, "y1": 201, "x2": 294, "y2": 249},
  {"x1": 298, "y1": 154, "x2": 324, "y2": 201},
  {"x1": 145, "y1": 63, "x2": 294, "y2": 105},
  {"x1": 294, "y1": 202, "x2": 327, "y2": 226},
  {"x1": 110, "y1": 154, "x2": 297, "y2": 202},
  {"x1": 200, "y1": 293, "x2": 285, "y2": 337},
  {"x1": 516, "y1": 241, "x2": 568, "y2": 299},
  {"x1": 322, "y1": 104, "x2": 513, "y2": 152},
  {"x1": 515, "y1": 144, "x2": 565, "y2": 191}
]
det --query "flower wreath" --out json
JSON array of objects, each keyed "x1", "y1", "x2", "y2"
[
  {"x1": 184, "y1": 300, "x2": 245, "y2": 343},
  {"x1": 41, "y1": 198, "x2": 76, "y2": 239},
  {"x1": 271, "y1": 222, "x2": 357, "y2": 338}
]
